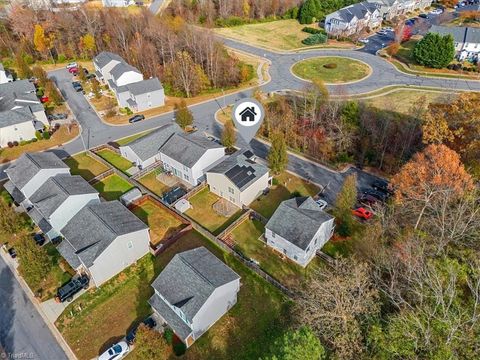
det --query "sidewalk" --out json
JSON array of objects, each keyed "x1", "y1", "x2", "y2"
[{"x1": 0, "y1": 247, "x2": 78, "y2": 360}]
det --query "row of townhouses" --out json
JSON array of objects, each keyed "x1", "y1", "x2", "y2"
[
  {"x1": 93, "y1": 51, "x2": 165, "y2": 112},
  {"x1": 4, "y1": 152, "x2": 151, "y2": 287},
  {"x1": 429, "y1": 25, "x2": 480, "y2": 60},
  {"x1": 325, "y1": 0, "x2": 433, "y2": 36}
]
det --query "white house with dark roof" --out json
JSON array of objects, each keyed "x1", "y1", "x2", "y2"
[
  {"x1": 4, "y1": 152, "x2": 70, "y2": 203},
  {"x1": 25, "y1": 174, "x2": 100, "y2": 239},
  {"x1": 206, "y1": 150, "x2": 270, "y2": 207},
  {"x1": 58, "y1": 201, "x2": 150, "y2": 286},
  {"x1": 0, "y1": 80, "x2": 49, "y2": 147},
  {"x1": 159, "y1": 133, "x2": 225, "y2": 186},
  {"x1": 265, "y1": 197, "x2": 335, "y2": 267},
  {"x1": 102, "y1": 0, "x2": 133, "y2": 6},
  {"x1": 0, "y1": 63, "x2": 13, "y2": 84},
  {"x1": 429, "y1": 25, "x2": 480, "y2": 61},
  {"x1": 325, "y1": 1, "x2": 381, "y2": 36},
  {"x1": 149, "y1": 247, "x2": 240, "y2": 348},
  {"x1": 119, "y1": 122, "x2": 181, "y2": 169},
  {"x1": 93, "y1": 51, "x2": 165, "y2": 112}
]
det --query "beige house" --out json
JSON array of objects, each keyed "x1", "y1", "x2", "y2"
[{"x1": 206, "y1": 150, "x2": 270, "y2": 208}]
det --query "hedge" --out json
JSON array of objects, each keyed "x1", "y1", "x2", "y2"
[{"x1": 302, "y1": 33, "x2": 327, "y2": 45}]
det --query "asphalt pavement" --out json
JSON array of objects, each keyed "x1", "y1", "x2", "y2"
[{"x1": 0, "y1": 255, "x2": 68, "y2": 360}]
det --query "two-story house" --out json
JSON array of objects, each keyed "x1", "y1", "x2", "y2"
[
  {"x1": 148, "y1": 247, "x2": 240, "y2": 347},
  {"x1": 206, "y1": 150, "x2": 270, "y2": 208},
  {"x1": 58, "y1": 201, "x2": 151, "y2": 287},
  {"x1": 429, "y1": 25, "x2": 480, "y2": 61},
  {"x1": 159, "y1": 133, "x2": 225, "y2": 186},
  {"x1": 325, "y1": 2, "x2": 382, "y2": 36},
  {"x1": 265, "y1": 197, "x2": 335, "y2": 267}
]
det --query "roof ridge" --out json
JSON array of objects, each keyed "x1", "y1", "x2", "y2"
[
  {"x1": 87, "y1": 203, "x2": 120, "y2": 237},
  {"x1": 178, "y1": 252, "x2": 216, "y2": 289}
]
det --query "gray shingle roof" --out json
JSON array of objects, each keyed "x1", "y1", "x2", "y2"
[
  {"x1": 3, "y1": 180, "x2": 25, "y2": 203},
  {"x1": 29, "y1": 174, "x2": 98, "y2": 218},
  {"x1": 266, "y1": 197, "x2": 334, "y2": 251},
  {"x1": 93, "y1": 51, "x2": 124, "y2": 70},
  {"x1": 110, "y1": 63, "x2": 141, "y2": 81},
  {"x1": 0, "y1": 107, "x2": 35, "y2": 127},
  {"x1": 126, "y1": 78, "x2": 163, "y2": 95},
  {"x1": 151, "y1": 247, "x2": 240, "y2": 322},
  {"x1": 0, "y1": 80, "x2": 39, "y2": 112},
  {"x1": 466, "y1": 27, "x2": 480, "y2": 43},
  {"x1": 60, "y1": 201, "x2": 148, "y2": 267},
  {"x1": 122, "y1": 123, "x2": 180, "y2": 161},
  {"x1": 57, "y1": 239, "x2": 82, "y2": 269},
  {"x1": 149, "y1": 293, "x2": 193, "y2": 341},
  {"x1": 207, "y1": 150, "x2": 268, "y2": 191},
  {"x1": 429, "y1": 25, "x2": 466, "y2": 43},
  {"x1": 160, "y1": 134, "x2": 224, "y2": 168},
  {"x1": 27, "y1": 207, "x2": 52, "y2": 233},
  {"x1": 5, "y1": 152, "x2": 69, "y2": 190},
  {"x1": 331, "y1": 1, "x2": 378, "y2": 23}
]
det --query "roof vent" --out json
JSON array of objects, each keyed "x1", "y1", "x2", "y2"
[{"x1": 247, "y1": 171, "x2": 253, "y2": 176}]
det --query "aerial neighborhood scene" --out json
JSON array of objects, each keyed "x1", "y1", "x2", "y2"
[{"x1": 1, "y1": 0, "x2": 480, "y2": 359}]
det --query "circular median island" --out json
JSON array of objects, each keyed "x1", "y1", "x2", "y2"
[{"x1": 291, "y1": 56, "x2": 371, "y2": 84}]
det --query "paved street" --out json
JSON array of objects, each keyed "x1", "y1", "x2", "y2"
[{"x1": 0, "y1": 255, "x2": 68, "y2": 360}]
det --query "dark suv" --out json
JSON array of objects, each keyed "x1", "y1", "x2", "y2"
[
  {"x1": 56, "y1": 275, "x2": 90, "y2": 303},
  {"x1": 128, "y1": 114, "x2": 145, "y2": 123}
]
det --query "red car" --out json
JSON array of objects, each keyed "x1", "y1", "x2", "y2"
[
  {"x1": 40, "y1": 96, "x2": 49, "y2": 103},
  {"x1": 352, "y1": 207, "x2": 373, "y2": 220},
  {"x1": 68, "y1": 67, "x2": 78, "y2": 74}
]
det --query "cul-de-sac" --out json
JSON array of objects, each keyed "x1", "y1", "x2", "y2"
[{"x1": 0, "y1": 0, "x2": 479, "y2": 359}]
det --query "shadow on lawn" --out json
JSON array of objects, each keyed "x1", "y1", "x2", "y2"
[{"x1": 63, "y1": 157, "x2": 98, "y2": 182}]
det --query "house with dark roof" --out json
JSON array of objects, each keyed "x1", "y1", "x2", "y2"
[
  {"x1": 148, "y1": 247, "x2": 240, "y2": 347},
  {"x1": 93, "y1": 52, "x2": 165, "y2": 112},
  {"x1": 58, "y1": 201, "x2": 150, "y2": 286},
  {"x1": 429, "y1": 25, "x2": 480, "y2": 61},
  {"x1": 206, "y1": 149, "x2": 270, "y2": 207},
  {"x1": 0, "y1": 80, "x2": 49, "y2": 147},
  {"x1": 325, "y1": 1, "x2": 381, "y2": 36},
  {"x1": 265, "y1": 197, "x2": 335, "y2": 267},
  {"x1": 0, "y1": 63, "x2": 13, "y2": 84},
  {"x1": 159, "y1": 133, "x2": 225, "y2": 186},
  {"x1": 4, "y1": 152, "x2": 70, "y2": 203},
  {"x1": 25, "y1": 174, "x2": 100, "y2": 239},
  {"x1": 119, "y1": 122, "x2": 181, "y2": 169}
]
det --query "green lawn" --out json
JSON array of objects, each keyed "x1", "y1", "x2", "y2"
[
  {"x1": 186, "y1": 188, "x2": 243, "y2": 235},
  {"x1": 137, "y1": 170, "x2": 169, "y2": 197},
  {"x1": 93, "y1": 174, "x2": 134, "y2": 201},
  {"x1": 96, "y1": 149, "x2": 133, "y2": 173},
  {"x1": 231, "y1": 219, "x2": 323, "y2": 289},
  {"x1": 115, "y1": 130, "x2": 152, "y2": 146},
  {"x1": 63, "y1": 152, "x2": 110, "y2": 181},
  {"x1": 56, "y1": 230, "x2": 290, "y2": 360},
  {"x1": 292, "y1": 56, "x2": 370, "y2": 84},
  {"x1": 130, "y1": 198, "x2": 186, "y2": 245},
  {"x1": 251, "y1": 172, "x2": 320, "y2": 219}
]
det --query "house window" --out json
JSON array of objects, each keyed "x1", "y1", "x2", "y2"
[
  {"x1": 14, "y1": 127, "x2": 17, "y2": 131},
  {"x1": 271, "y1": 232, "x2": 276, "y2": 238},
  {"x1": 229, "y1": 196, "x2": 235, "y2": 203},
  {"x1": 294, "y1": 255, "x2": 298, "y2": 260},
  {"x1": 228, "y1": 187, "x2": 234, "y2": 194},
  {"x1": 184, "y1": 174, "x2": 189, "y2": 181},
  {"x1": 183, "y1": 165, "x2": 188, "y2": 172},
  {"x1": 127, "y1": 241, "x2": 133, "y2": 249},
  {"x1": 283, "y1": 249, "x2": 287, "y2": 255},
  {"x1": 315, "y1": 238, "x2": 318, "y2": 245},
  {"x1": 306, "y1": 246, "x2": 310, "y2": 252}
]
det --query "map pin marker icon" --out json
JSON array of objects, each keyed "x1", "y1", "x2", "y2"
[{"x1": 232, "y1": 98, "x2": 265, "y2": 144}]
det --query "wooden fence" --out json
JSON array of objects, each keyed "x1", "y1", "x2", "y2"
[
  {"x1": 88, "y1": 168, "x2": 115, "y2": 186},
  {"x1": 131, "y1": 161, "x2": 163, "y2": 180}
]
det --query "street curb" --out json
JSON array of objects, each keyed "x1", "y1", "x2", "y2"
[{"x1": 0, "y1": 249, "x2": 78, "y2": 360}]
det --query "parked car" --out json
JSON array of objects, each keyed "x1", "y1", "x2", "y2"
[
  {"x1": 315, "y1": 199, "x2": 328, "y2": 210},
  {"x1": 48, "y1": 113, "x2": 68, "y2": 121},
  {"x1": 352, "y1": 207, "x2": 373, "y2": 220},
  {"x1": 126, "y1": 317, "x2": 157, "y2": 345},
  {"x1": 359, "y1": 38, "x2": 369, "y2": 44},
  {"x1": 405, "y1": 19, "x2": 415, "y2": 26},
  {"x1": 128, "y1": 114, "x2": 145, "y2": 123},
  {"x1": 419, "y1": 13, "x2": 429, "y2": 18},
  {"x1": 33, "y1": 233, "x2": 46, "y2": 246},
  {"x1": 66, "y1": 62, "x2": 78, "y2": 69},
  {"x1": 40, "y1": 96, "x2": 49, "y2": 103},
  {"x1": 7, "y1": 247, "x2": 17, "y2": 259},
  {"x1": 55, "y1": 275, "x2": 89, "y2": 303},
  {"x1": 68, "y1": 67, "x2": 78, "y2": 74},
  {"x1": 162, "y1": 186, "x2": 187, "y2": 205},
  {"x1": 98, "y1": 341, "x2": 130, "y2": 360},
  {"x1": 363, "y1": 189, "x2": 388, "y2": 202},
  {"x1": 430, "y1": 8, "x2": 443, "y2": 14},
  {"x1": 72, "y1": 81, "x2": 83, "y2": 92},
  {"x1": 383, "y1": 26, "x2": 393, "y2": 31},
  {"x1": 358, "y1": 194, "x2": 378, "y2": 206}
]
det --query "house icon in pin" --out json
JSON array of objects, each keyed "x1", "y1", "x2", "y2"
[{"x1": 239, "y1": 107, "x2": 257, "y2": 122}]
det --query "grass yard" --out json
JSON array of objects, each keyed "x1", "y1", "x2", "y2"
[
  {"x1": 251, "y1": 172, "x2": 320, "y2": 219},
  {"x1": 115, "y1": 130, "x2": 152, "y2": 146},
  {"x1": 130, "y1": 198, "x2": 186, "y2": 245},
  {"x1": 292, "y1": 56, "x2": 371, "y2": 84},
  {"x1": 231, "y1": 219, "x2": 323, "y2": 289},
  {"x1": 186, "y1": 188, "x2": 243, "y2": 235},
  {"x1": 137, "y1": 170, "x2": 169, "y2": 197},
  {"x1": 215, "y1": 19, "x2": 353, "y2": 51},
  {"x1": 0, "y1": 125, "x2": 79, "y2": 164},
  {"x1": 56, "y1": 230, "x2": 290, "y2": 360},
  {"x1": 96, "y1": 148, "x2": 133, "y2": 173},
  {"x1": 63, "y1": 152, "x2": 110, "y2": 181},
  {"x1": 93, "y1": 174, "x2": 134, "y2": 201}
]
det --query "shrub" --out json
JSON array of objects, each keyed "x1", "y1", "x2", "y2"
[
  {"x1": 54, "y1": 123, "x2": 60, "y2": 130},
  {"x1": 42, "y1": 131, "x2": 51, "y2": 140},
  {"x1": 13, "y1": 141, "x2": 19, "y2": 146},
  {"x1": 7, "y1": 142, "x2": 13, "y2": 148},
  {"x1": 290, "y1": 190, "x2": 302, "y2": 198},
  {"x1": 302, "y1": 33, "x2": 327, "y2": 45},
  {"x1": 272, "y1": 178, "x2": 279, "y2": 186},
  {"x1": 31, "y1": 138, "x2": 38, "y2": 142},
  {"x1": 453, "y1": 63, "x2": 462, "y2": 71},
  {"x1": 23, "y1": 54, "x2": 34, "y2": 65},
  {"x1": 19, "y1": 140, "x2": 28, "y2": 146},
  {"x1": 323, "y1": 63, "x2": 337, "y2": 69},
  {"x1": 302, "y1": 27, "x2": 325, "y2": 35},
  {"x1": 106, "y1": 109, "x2": 116, "y2": 118},
  {"x1": 57, "y1": 54, "x2": 67, "y2": 63},
  {"x1": 125, "y1": 107, "x2": 133, "y2": 115},
  {"x1": 413, "y1": 32, "x2": 455, "y2": 68},
  {"x1": 173, "y1": 341, "x2": 186, "y2": 356},
  {"x1": 35, "y1": 130, "x2": 42, "y2": 140},
  {"x1": 163, "y1": 328, "x2": 174, "y2": 345}
]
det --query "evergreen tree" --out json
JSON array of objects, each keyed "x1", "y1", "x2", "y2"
[
  {"x1": 413, "y1": 32, "x2": 455, "y2": 69},
  {"x1": 175, "y1": 99, "x2": 194, "y2": 130},
  {"x1": 268, "y1": 131, "x2": 288, "y2": 173},
  {"x1": 221, "y1": 119, "x2": 236, "y2": 149},
  {"x1": 299, "y1": 0, "x2": 320, "y2": 24}
]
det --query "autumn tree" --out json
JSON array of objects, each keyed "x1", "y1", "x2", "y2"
[
  {"x1": 33, "y1": 24, "x2": 54, "y2": 60},
  {"x1": 81, "y1": 33, "x2": 96, "y2": 58},
  {"x1": 77, "y1": 65, "x2": 87, "y2": 83},
  {"x1": 164, "y1": 51, "x2": 209, "y2": 97},
  {"x1": 221, "y1": 119, "x2": 236, "y2": 149},
  {"x1": 16, "y1": 234, "x2": 52, "y2": 287},
  {"x1": 135, "y1": 325, "x2": 169, "y2": 360},
  {"x1": 296, "y1": 257, "x2": 380, "y2": 359},
  {"x1": 91, "y1": 78, "x2": 101, "y2": 99},
  {"x1": 175, "y1": 99, "x2": 194, "y2": 129},
  {"x1": 391, "y1": 144, "x2": 473, "y2": 229},
  {"x1": 32, "y1": 66, "x2": 48, "y2": 87},
  {"x1": 268, "y1": 131, "x2": 288, "y2": 174},
  {"x1": 264, "y1": 327, "x2": 326, "y2": 360},
  {"x1": 45, "y1": 81, "x2": 63, "y2": 105},
  {"x1": 15, "y1": 52, "x2": 32, "y2": 79},
  {"x1": 0, "y1": 198, "x2": 29, "y2": 236}
]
